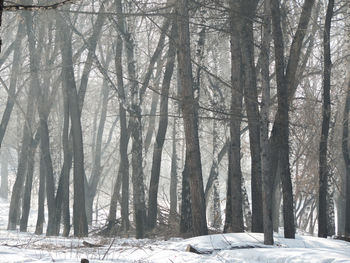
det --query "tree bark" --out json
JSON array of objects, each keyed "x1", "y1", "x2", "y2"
[
  {"x1": 225, "y1": 0, "x2": 244, "y2": 233},
  {"x1": 19, "y1": 132, "x2": 39, "y2": 232},
  {"x1": 260, "y1": 0, "x2": 273, "y2": 245},
  {"x1": 35, "y1": 153, "x2": 46, "y2": 235},
  {"x1": 176, "y1": 0, "x2": 208, "y2": 237},
  {"x1": 57, "y1": 14, "x2": 88, "y2": 237},
  {"x1": 271, "y1": 0, "x2": 295, "y2": 239},
  {"x1": 0, "y1": 147, "x2": 8, "y2": 199},
  {"x1": 147, "y1": 22, "x2": 176, "y2": 230},
  {"x1": 343, "y1": 79, "x2": 350, "y2": 237},
  {"x1": 240, "y1": 0, "x2": 263, "y2": 233},
  {"x1": 318, "y1": 0, "x2": 334, "y2": 238},
  {"x1": 169, "y1": 116, "x2": 178, "y2": 224}
]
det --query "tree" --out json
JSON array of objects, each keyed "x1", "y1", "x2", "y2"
[
  {"x1": 56, "y1": 13, "x2": 88, "y2": 237},
  {"x1": 260, "y1": 0, "x2": 273, "y2": 245},
  {"x1": 270, "y1": 0, "x2": 315, "y2": 239},
  {"x1": 147, "y1": 21, "x2": 176, "y2": 230},
  {"x1": 224, "y1": 0, "x2": 244, "y2": 233},
  {"x1": 318, "y1": 0, "x2": 334, "y2": 238},
  {"x1": 176, "y1": 0, "x2": 208, "y2": 237}
]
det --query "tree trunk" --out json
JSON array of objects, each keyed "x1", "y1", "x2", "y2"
[
  {"x1": 169, "y1": 117, "x2": 178, "y2": 224},
  {"x1": 240, "y1": 0, "x2": 263, "y2": 233},
  {"x1": 7, "y1": 11, "x2": 37, "y2": 231},
  {"x1": 318, "y1": 0, "x2": 334, "y2": 238},
  {"x1": 147, "y1": 22, "x2": 176, "y2": 230},
  {"x1": 0, "y1": 21, "x2": 24, "y2": 149},
  {"x1": 260, "y1": 0, "x2": 273, "y2": 245},
  {"x1": 57, "y1": 14, "x2": 88, "y2": 237},
  {"x1": 35, "y1": 153, "x2": 46, "y2": 235},
  {"x1": 180, "y1": 159, "x2": 192, "y2": 234},
  {"x1": 225, "y1": 0, "x2": 244, "y2": 233},
  {"x1": 19, "y1": 133, "x2": 38, "y2": 232},
  {"x1": 86, "y1": 78, "x2": 110, "y2": 224},
  {"x1": 343, "y1": 78, "x2": 350, "y2": 237},
  {"x1": 269, "y1": 0, "x2": 315, "y2": 238},
  {"x1": 176, "y1": 0, "x2": 208, "y2": 237},
  {"x1": 0, "y1": 147, "x2": 8, "y2": 199}
]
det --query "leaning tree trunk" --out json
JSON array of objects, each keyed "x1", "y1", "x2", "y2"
[
  {"x1": 106, "y1": 0, "x2": 130, "y2": 234},
  {"x1": 57, "y1": 14, "x2": 88, "y2": 237},
  {"x1": 0, "y1": 21, "x2": 24, "y2": 149},
  {"x1": 7, "y1": 11, "x2": 37, "y2": 231},
  {"x1": 271, "y1": 0, "x2": 295, "y2": 239},
  {"x1": 269, "y1": 0, "x2": 315, "y2": 238},
  {"x1": 318, "y1": 0, "x2": 334, "y2": 238},
  {"x1": 176, "y1": 0, "x2": 208, "y2": 237},
  {"x1": 240, "y1": 0, "x2": 263, "y2": 233},
  {"x1": 19, "y1": 133, "x2": 39, "y2": 232},
  {"x1": 147, "y1": 22, "x2": 176, "y2": 230}
]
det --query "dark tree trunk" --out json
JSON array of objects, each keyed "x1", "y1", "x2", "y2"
[
  {"x1": 225, "y1": 0, "x2": 244, "y2": 233},
  {"x1": 180, "y1": 159, "x2": 192, "y2": 234},
  {"x1": 271, "y1": 0, "x2": 295, "y2": 239},
  {"x1": 61, "y1": 85, "x2": 72, "y2": 237},
  {"x1": 57, "y1": 14, "x2": 88, "y2": 237},
  {"x1": 42, "y1": 118, "x2": 56, "y2": 236},
  {"x1": 147, "y1": 22, "x2": 176, "y2": 230},
  {"x1": 176, "y1": 0, "x2": 208, "y2": 237},
  {"x1": 260, "y1": 0, "x2": 273, "y2": 245},
  {"x1": 106, "y1": 0, "x2": 130, "y2": 234},
  {"x1": 35, "y1": 153, "x2": 46, "y2": 235},
  {"x1": 240, "y1": 0, "x2": 263, "y2": 233},
  {"x1": 269, "y1": 0, "x2": 315, "y2": 238},
  {"x1": 169, "y1": 117, "x2": 178, "y2": 224},
  {"x1": 318, "y1": 0, "x2": 334, "y2": 238},
  {"x1": 19, "y1": 134, "x2": 38, "y2": 232}
]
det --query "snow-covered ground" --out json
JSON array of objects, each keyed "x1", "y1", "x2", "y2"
[{"x1": 0, "y1": 198, "x2": 349, "y2": 262}]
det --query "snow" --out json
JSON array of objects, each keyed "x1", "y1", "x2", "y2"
[{"x1": 0, "y1": 198, "x2": 348, "y2": 262}]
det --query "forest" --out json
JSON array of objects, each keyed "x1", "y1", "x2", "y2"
[{"x1": 0, "y1": 0, "x2": 348, "y2": 259}]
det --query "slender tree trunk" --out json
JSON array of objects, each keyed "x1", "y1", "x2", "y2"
[
  {"x1": 107, "y1": 0, "x2": 130, "y2": 234},
  {"x1": 7, "y1": 12, "x2": 37, "y2": 231},
  {"x1": 0, "y1": 147, "x2": 8, "y2": 199},
  {"x1": 318, "y1": 0, "x2": 334, "y2": 238},
  {"x1": 240, "y1": 0, "x2": 263, "y2": 233},
  {"x1": 147, "y1": 22, "x2": 176, "y2": 230},
  {"x1": 86, "y1": 79, "x2": 110, "y2": 224},
  {"x1": 0, "y1": 21, "x2": 24, "y2": 149},
  {"x1": 57, "y1": 14, "x2": 88, "y2": 237},
  {"x1": 19, "y1": 134, "x2": 38, "y2": 232},
  {"x1": 269, "y1": 0, "x2": 315, "y2": 238},
  {"x1": 260, "y1": 0, "x2": 273, "y2": 245},
  {"x1": 205, "y1": 142, "x2": 228, "y2": 207},
  {"x1": 35, "y1": 153, "x2": 46, "y2": 235},
  {"x1": 169, "y1": 117, "x2": 178, "y2": 224}
]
